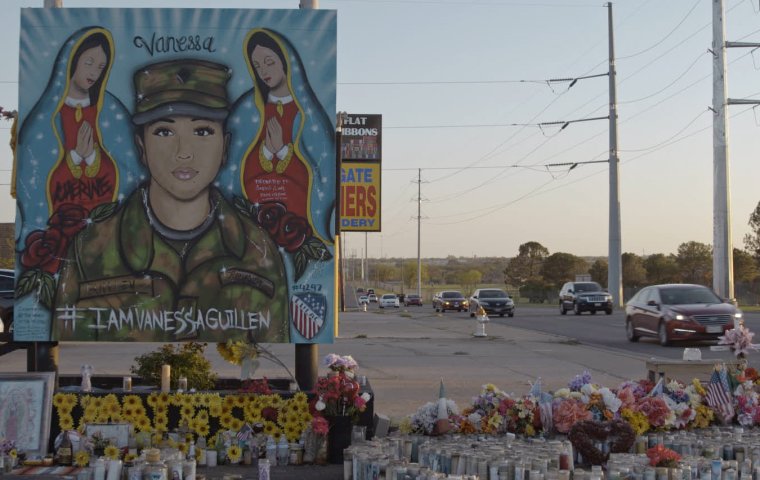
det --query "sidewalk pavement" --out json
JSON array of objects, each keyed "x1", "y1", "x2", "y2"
[{"x1": 0, "y1": 308, "x2": 648, "y2": 419}]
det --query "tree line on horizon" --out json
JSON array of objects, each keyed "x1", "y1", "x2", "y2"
[{"x1": 356, "y1": 201, "x2": 760, "y2": 304}]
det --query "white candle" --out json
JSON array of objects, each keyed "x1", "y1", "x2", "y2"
[
  {"x1": 105, "y1": 459, "x2": 122, "y2": 480},
  {"x1": 160, "y1": 364, "x2": 171, "y2": 393},
  {"x1": 206, "y1": 449, "x2": 217, "y2": 467}
]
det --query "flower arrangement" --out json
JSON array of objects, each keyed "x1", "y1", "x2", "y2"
[
  {"x1": 311, "y1": 416, "x2": 329, "y2": 436},
  {"x1": 401, "y1": 399, "x2": 459, "y2": 435},
  {"x1": 322, "y1": 354, "x2": 358, "y2": 376},
  {"x1": 312, "y1": 371, "x2": 369, "y2": 419},
  {"x1": 646, "y1": 444, "x2": 681, "y2": 467},
  {"x1": 0, "y1": 439, "x2": 16, "y2": 459},
  {"x1": 718, "y1": 323, "x2": 759, "y2": 358}
]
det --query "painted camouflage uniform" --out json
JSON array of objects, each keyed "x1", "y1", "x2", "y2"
[
  {"x1": 52, "y1": 58, "x2": 289, "y2": 342},
  {"x1": 54, "y1": 187, "x2": 289, "y2": 342}
]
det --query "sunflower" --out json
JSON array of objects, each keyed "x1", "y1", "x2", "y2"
[
  {"x1": 74, "y1": 450, "x2": 90, "y2": 467},
  {"x1": 123, "y1": 395, "x2": 141, "y2": 408},
  {"x1": 103, "y1": 394, "x2": 118, "y2": 406},
  {"x1": 107, "y1": 402, "x2": 121, "y2": 418},
  {"x1": 104, "y1": 445, "x2": 120, "y2": 460},
  {"x1": 124, "y1": 453, "x2": 137, "y2": 463},
  {"x1": 53, "y1": 393, "x2": 66, "y2": 408},
  {"x1": 223, "y1": 396, "x2": 236, "y2": 408},
  {"x1": 196, "y1": 409, "x2": 209, "y2": 422},
  {"x1": 64, "y1": 394, "x2": 77, "y2": 408},
  {"x1": 219, "y1": 414, "x2": 234, "y2": 429},
  {"x1": 263, "y1": 421, "x2": 280, "y2": 438},
  {"x1": 59, "y1": 416, "x2": 74, "y2": 431},
  {"x1": 157, "y1": 392, "x2": 170, "y2": 406},
  {"x1": 91, "y1": 397, "x2": 104, "y2": 410},
  {"x1": 136, "y1": 416, "x2": 153, "y2": 433},
  {"x1": 180, "y1": 405, "x2": 195, "y2": 419},
  {"x1": 209, "y1": 404, "x2": 223, "y2": 417},
  {"x1": 178, "y1": 442, "x2": 189, "y2": 455},
  {"x1": 227, "y1": 445, "x2": 242, "y2": 463},
  {"x1": 195, "y1": 422, "x2": 210, "y2": 438},
  {"x1": 230, "y1": 418, "x2": 243, "y2": 432},
  {"x1": 234, "y1": 395, "x2": 247, "y2": 407},
  {"x1": 284, "y1": 422, "x2": 301, "y2": 442},
  {"x1": 79, "y1": 396, "x2": 91, "y2": 408},
  {"x1": 147, "y1": 393, "x2": 158, "y2": 407},
  {"x1": 292, "y1": 391, "x2": 308, "y2": 404}
]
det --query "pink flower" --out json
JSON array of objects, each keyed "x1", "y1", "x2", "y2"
[
  {"x1": 617, "y1": 387, "x2": 637, "y2": 410},
  {"x1": 553, "y1": 399, "x2": 592, "y2": 433},
  {"x1": 312, "y1": 416, "x2": 329, "y2": 436},
  {"x1": 635, "y1": 397, "x2": 670, "y2": 427},
  {"x1": 354, "y1": 396, "x2": 367, "y2": 412}
]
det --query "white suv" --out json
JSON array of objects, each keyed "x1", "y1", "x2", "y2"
[{"x1": 379, "y1": 294, "x2": 400, "y2": 308}]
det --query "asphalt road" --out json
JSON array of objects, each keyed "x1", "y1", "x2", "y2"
[{"x1": 357, "y1": 299, "x2": 760, "y2": 361}]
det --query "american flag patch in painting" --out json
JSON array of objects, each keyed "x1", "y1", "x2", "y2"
[{"x1": 291, "y1": 292, "x2": 327, "y2": 340}]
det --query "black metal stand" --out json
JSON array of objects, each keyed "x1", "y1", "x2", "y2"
[{"x1": 294, "y1": 343, "x2": 318, "y2": 392}]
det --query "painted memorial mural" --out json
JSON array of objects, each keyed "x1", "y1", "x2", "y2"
[{"x1": 14, "y1": 9, "x2": 337, "y2": 343}]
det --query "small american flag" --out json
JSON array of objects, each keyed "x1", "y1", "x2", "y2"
[
  {"x1": 705, "y1": 367, "x2": 734, "y2": 422},
  {"x1": 291, "y1": 292, "x2": 327, "y2": 340},
  {"x1": 237, "y1": 423, "x2": 253, "y2": 442}
]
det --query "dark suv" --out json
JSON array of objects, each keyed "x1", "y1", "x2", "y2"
[
  {"x1": 433, "y1": 290, "x2": 468, "y2": 312},
  {"x1": 559, "y1": 281, "x2": 613, "y2": 315}
]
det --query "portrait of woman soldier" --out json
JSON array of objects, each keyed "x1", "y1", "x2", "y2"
[
  {"x1": 46, "y1": 29, "x2": 118, "y2": 215},
  {"x1": 240, "y1": 28, "x2": 334, "y2": 247},
  {"x1": 54, "y1": 59, "x2": 289, "y2": 343}
]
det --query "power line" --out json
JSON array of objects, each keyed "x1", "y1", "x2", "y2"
[
  {"x1": 617, "y1": 0, "x2": 702, "y2": 60},
  {"x1": 339, "y1": 72, "x2": 607, "y2": 87}
]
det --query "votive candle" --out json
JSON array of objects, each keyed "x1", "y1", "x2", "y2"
[{"x1": 160, "y1": 364, "x2": 171, "y2": 393}]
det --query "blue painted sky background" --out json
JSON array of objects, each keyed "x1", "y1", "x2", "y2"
[{"x1": 2, "y1": 0, "x2": 760, "y2": 261}]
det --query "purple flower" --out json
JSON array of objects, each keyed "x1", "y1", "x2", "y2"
[{"x1": 568, "y1": 371, "x2": 592, "y2": 392}]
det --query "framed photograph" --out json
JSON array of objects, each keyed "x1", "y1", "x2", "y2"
[
  {"x1": 85, "y1": 423, "x2": 132, "y2": 448},
  {"x1": 0, "y1": 372, "x2": 55, "y2": 457}
]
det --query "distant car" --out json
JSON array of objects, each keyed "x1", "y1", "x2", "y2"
[
  {"x1": 625, "y1": 283, "x2": 741, "y2": 346},
  {"x1": 358, "y1": 295, "x2": 369, "y2": 305},
  {"x1": 404, "y1": 294, "x2": 423, "y2": 307},
  {"x1": 367, "y1": 289, "x2": 375, "y2": 295},
  {"x1": 559, "y1": 281, "x2": 613, "y2": 315},
  {"x1": 356, "y1": 287, "x2": 365, "y2": 294},
  {"x1": 379, "y1": 294, "x2": 400, "y2": 308},
  {"x1": 469, "y1": 289, "x2": 514, "y2": 317},
  {"x1": 368, "y1": 294, "x2": 378, "y2": 303},
  {"x1": 433, "y1": 290, "x2": 468, "y2": 313}
]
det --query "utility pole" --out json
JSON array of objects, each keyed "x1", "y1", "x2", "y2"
[
  {"x1": 417, "y1": 168, "x2": 422, "y2": 296},
  {"x1": 713, "y1": 0, "x2": 760, "y2": 301},
  {"x1": 606, "y1": 2, "x2": 623, "y2": 309}
]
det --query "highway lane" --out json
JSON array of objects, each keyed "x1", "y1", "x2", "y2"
[{"x1": 356, "y1": 299, "x2": 759, "y2": 363}]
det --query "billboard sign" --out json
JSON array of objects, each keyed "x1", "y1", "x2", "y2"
[
  {"x1": 340, "y1": 114, "x2": 381, "y2": 232},
  {"x1": 13, "y1": 8, "x2": 337, "y2": 344}
]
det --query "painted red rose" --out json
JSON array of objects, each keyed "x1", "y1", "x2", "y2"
[
  {"x1": 275, "y1": 212, "x2": 312, "y2": 253},
  {"x1": 48, "y1": 203, "x2": 89, "y2": 237},
  {"x1": 20, "y1": 228, "x2": 69, "y2": 273},
  {"x1": 257, "y1": 202, "x2": 287, "y2": 237}
]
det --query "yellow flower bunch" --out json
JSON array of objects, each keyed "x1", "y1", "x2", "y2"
[
  {"x1": 398, "y1": 417, "x2": 413, "y2": 434},
  {"x1": 217, "y1": 340, "x2": 258, "y2": 366},
  {"x1": 691, "y1": 378, "x2": 706, "y2": 397},
  {"x1": 691, "y1": 404, "x2": 714, "y2": 429},
  {"x1": 621, "y1": 408, "x2": 650, "y2": 435},
  {"x1": 124, "y1": 453, "x2": 138, "y2": 463},
  {"x1": 54, "y1": 393, "x2": 78, "y2": 431},
  {"x1": 74, "y1": 450, "x2": 90, "y2": 467},
  {"x1": 277, "y1": 396, "x2": 312, "y2": 442}
]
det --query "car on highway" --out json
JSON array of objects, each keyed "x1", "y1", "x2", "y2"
[
  {"x1": 358, "y1": 295, "x2": 369, "y2": 305},
  {"x1": 368, "y1": 294, "x2": 378, "y2": 303},
  {"x1": 404, "y1": 294, "x2": 423, "y2": 307},
  {"x1": 433, "y1": 290, "x2": 468, "y2": 313},
  {"x1": 559, "y1": 281, "x2": 613, "y2": 315},
  {"x1": 625, "y1": 283, "x2": 741, "y2": 346},
  {"x1": 469, "y1": 288, "x2": 514, "y2": 317},
  {"x1": 379, "y1": 293, "x2": 400, "y2": 308}
]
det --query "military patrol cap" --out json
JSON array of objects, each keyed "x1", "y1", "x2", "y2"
[{"x1": 132, "y1": 59, "x2": 231, "y2": 125}]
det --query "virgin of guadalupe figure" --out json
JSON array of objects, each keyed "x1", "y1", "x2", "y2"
[
  {"x1": 45, "y1": 28, "x2": 118, "y2": 215},
  {"x1": 239, "y1": 28, "x2": 335, "y2": 246}
]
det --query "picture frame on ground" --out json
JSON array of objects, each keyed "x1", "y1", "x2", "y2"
[
  {"x1": 0, "y1": 372, "x2": 55, "y2": 457},
  {"x1": 84, "y1": 423, "x2": 132, "y2": 448}
]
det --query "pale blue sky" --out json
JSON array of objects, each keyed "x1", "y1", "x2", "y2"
[{"x1": 2, "y1": 0, "x2": 760, "y2": 260}]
